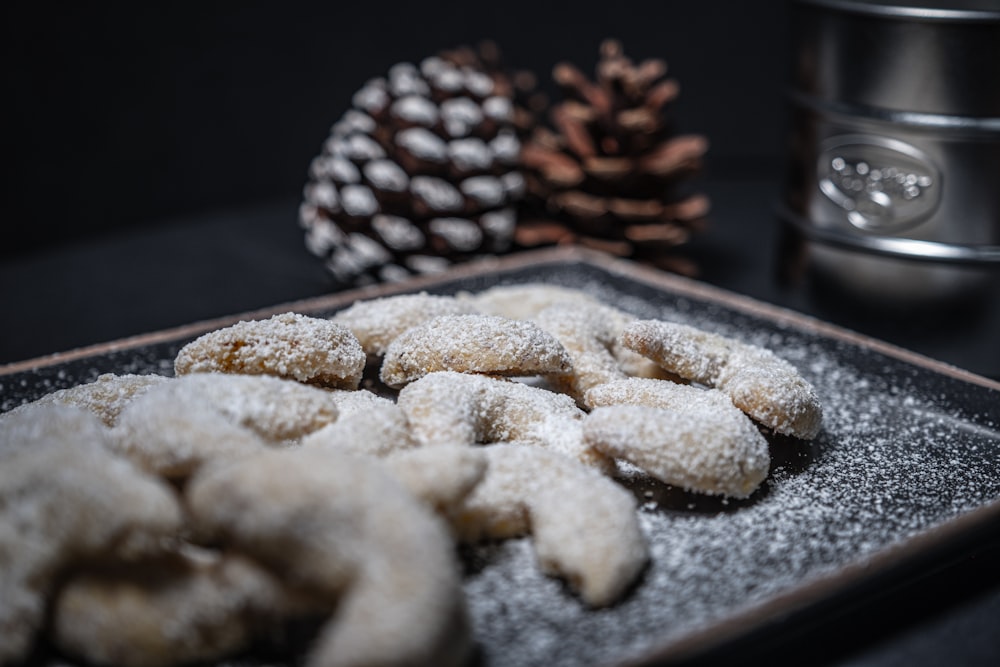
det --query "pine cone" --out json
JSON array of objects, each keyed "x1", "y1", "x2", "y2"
[
  {"x1": 436, "y1": 41, "x2": 547, "y2": 139},
  {"x1": 518, "y1": 40, "x2": 709, "y2": 276},
  {"x1": 300, "y1": 43, "x2": 534, "y2": 287}
]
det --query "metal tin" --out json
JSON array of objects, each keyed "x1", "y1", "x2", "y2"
[{"x1": 780, "y1": 0, "x2": 1000, "y2": 302}]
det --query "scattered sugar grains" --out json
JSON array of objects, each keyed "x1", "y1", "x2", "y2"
[
  {"x1": 2, "y1": 270, "x2": 999, "y2": 667},
  {"x1": 461, "y1": 323, "x2": 1000, "y2": 667}
]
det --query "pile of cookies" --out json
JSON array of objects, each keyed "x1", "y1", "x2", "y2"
[{"x1": 0, "y1": 284, "x2": 822, "y2": 667}]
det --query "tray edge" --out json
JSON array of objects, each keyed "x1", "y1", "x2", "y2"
[{"x1": 3, "y1": 247, "x2": 999, "y2": 392}]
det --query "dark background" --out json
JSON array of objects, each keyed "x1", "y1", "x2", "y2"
[{"x1": 2, "y1": 1, "x2": 788, "y2": 255}]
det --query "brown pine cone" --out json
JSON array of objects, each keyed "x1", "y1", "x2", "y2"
[
  {"x1": 300, "y1": 44, "x2": 535, "y2": 287},
  {"x1": 517, "y1": 39, "x2": 709, "y2": 276}
]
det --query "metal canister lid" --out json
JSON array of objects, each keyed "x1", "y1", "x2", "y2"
[
  {"x1": 801, "y1": 0, "x2": 1000, "y2": 21},
  {"x1": 791, "y1": 0, "x2": 1000, "y2": 119}
]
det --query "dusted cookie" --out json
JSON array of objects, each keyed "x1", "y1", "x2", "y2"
[
  {"x1": 2, "y1": 373, "x2": 171, "y2": 427},
  {"x1": 299, "y1": 395, "x2": 487, "y2": 516},
  {"x1": 585, "y1": 378, "x2": 770, "y2": 498},
  {"x1": 186, "y1": 447, "x2": 471, "y2": 667},
  {"x1": 175, "y1": 312, "x2": 366, "y2": 389},
  {"x1": 322, "y1": 388, "x2": 401, "y2": 416},
  {"x1": 112, "y1": 374, "x2": 340, "y2": 479},
  {"x1": 300, "y1": 397, "x2": 416, "y2": 458},
  {"x1": 464, "y1": 283, "x2": 666, "y2": 381},
  {"x1": 453, "y1": 444, "x2": 647, "y2": 607},
  {"x1": 381, "y1": 446, "x2": 489, "y2": 519},
  {"x1": 462, "y1": 283, "x2": 601, "y2": 320},
  {"x1": 51, "y1": 549, "x2": 299, "y2": 667},
  {"x1": 380, "y1": 314, "x2": 572, "y2": 388},
  {"x1": 166, "y1": 373, "x2": 341, "y2": 442},
  {"x1": 622, "y1": 320, "x2": 823, "y2": 439},
  {"x1": 534, "y1": 303, "x2": 629, "y2": 405},
  {"x1": 398, "y1": 371, "x2": 609, "y2": 471},
  {"x1": 0, "y1": 405, "x2": 182, "y2": 663},
  {"x1": 332, "y1": 292, "x2": 478, "y2": 356}
]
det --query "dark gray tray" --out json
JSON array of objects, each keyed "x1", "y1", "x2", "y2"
[{"x1": 3, "y1": 247, "x2": 999, "y2": 666}]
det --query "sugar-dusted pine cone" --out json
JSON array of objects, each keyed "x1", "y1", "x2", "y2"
[
  {"x1": 300, "y1": 43, "x2": 535, "y2": 287},
  {"x1": 517, "y1": 39, "x2": 709, "y2": 276},
  {"x1": 436, "y1": 41, "x2": 548, "y2": 139}
]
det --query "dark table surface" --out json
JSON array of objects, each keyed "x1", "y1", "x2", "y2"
[{"x1": 2, "y1": 177, "x2": 999, "y2": 666}]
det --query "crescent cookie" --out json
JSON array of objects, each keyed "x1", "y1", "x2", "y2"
[
  {"x1": 380, "y1": 446, "x2": 489, "y2": 519},
  {"x1": 452, "y1": 444, "x2": 648, "y2": 607},
  {"x1": 51, "y1": 548, "x2": 298, "y2": 667},
  {"x1": 185, "y1": 447, "x2": 471, "y2": 667},
  {"x1": 0, "y1": 405, "x2": 183, "y2": 663},
  {"x1": 321, "y1": 387, "x2": 400, "y2": 416},
  {"x1": 2, "y1": 373, "x2": 171, "y2": 427},
  {"x1": 461, "y1": 283, "x2": 601, "y2": 320},
  {"x1": 397, "y1": 371, "x2": 610, "y2": 471},
  {"x1": 297, "y1": 394, "x2": 487, "y2": 516},
  {"x1": 584, "y1": 379, "x2": 771, "y2": 498},
  {"x1": 111, "y1": 373, "x2": 338, "y2": 479},
  {"x1": 174, "y1": 311, "x2": 366, "y2": 389},
  {"x1": 461, "y1": 283, "x2": 668, "y2": 381},
  {"x1": 331, "y1": 292, "x2": 478, "y2": 356},
  {"x1": 621, "y1": 320, "x2": 823, "y2": 439},
  {"x1": 112, "y1": 374, "x2": 340, "y2": 479},
  {"x1": 379, "y1": 314, "x2": 572, "y2": 388},
  {"x1": 300, "y1": 397, "x2": 417, "y2": 458},
  {"x1": 533, "y1": 303, "x2": 629, "y2": 405}
]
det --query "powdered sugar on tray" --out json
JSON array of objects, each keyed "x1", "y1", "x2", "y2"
[
  {"x1": 451, "y1": 274, "x2": 1000, "y2": 667},
  {"x1": 2, "y1": 263, "x2": 998, "y2": 667},
  {"x1": 460, "y1": 362, "x2": 1000, "y2": 666}
]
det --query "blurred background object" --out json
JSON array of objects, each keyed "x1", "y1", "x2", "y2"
[
  {"x1": 517, "y1": 39, "x2": 709, "y2": 277},
  {"x1": 298, "y1": 42, "x2": 533, "y2": 288},
  {"x1": 1, "y1": 1, "x2": 785, "y2": 257},
  {"x1": 780, "y1": 0, "x2": 1000, "y2": 305}
]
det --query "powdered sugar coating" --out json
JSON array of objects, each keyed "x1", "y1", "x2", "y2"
[
  {"x1": 0, "y1": 373, "x2": 171, "y2": 427},
  {"x1": 534, "y1": 303, "x2": 629, "y2": 405},
  {"x1": 0, "y1": 405, "x2": 183, "y2": 663},
  {"x1": 112, "y1": 374, "x2": 339, "y2": 478},
  {"x1": 152, "y1": 373, "x2": 338, "y2": 442},
  {"x1": 468, "y1": 284, "x2": 666, "y2": 381},
  {"x1": 623, "y1": 320, "x2": 823, "y2": 439},
  {"x1": 300, "y1": 399, "x2": 416, "y2": 458},
  {"x1": 381, "y1": 445, "x2": 488, "y2": 518},
  {"x1": 584, "y1": 381, "x2": 770, "y2": 498},
  {"x1": 453, "y1": 444, "x2": 647, "y2": 607},
  {"x1": 380, "y1": 315, "x2": 572, "y2": 388},
  {"x1": 463, "y1": 282, "x2": 602, "y2": 320},
  {"x1": 174, "y1": 312, "x2": 366, "y2": 389},
  {"x1": 323, "y1": 388, "x2": 398, "y2": 416},
  {"x1": 111, "y1": 398, "x2": 261, "y2": 479},
  {"x1": 397, "y1": 371, "x2": 608, "y2": 470},
  {"x1": 186, "y1": 447, "x2": 472, "y2": 667},
  {"x1": 51, "y1": 550, "x2": 293, "y2": 667},
  {"x1": 332, "y1": 292, "x2": 478, "y2": 356}
]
